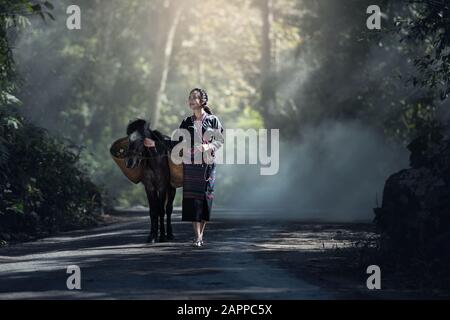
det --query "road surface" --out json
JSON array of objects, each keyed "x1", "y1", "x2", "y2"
[{"x1": 0, "y1": 208, "x2": 373, "y2": 300}]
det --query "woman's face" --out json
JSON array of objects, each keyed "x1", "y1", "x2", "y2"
[{"x1": 188, "y1": 91, "x2": 202, "y2": 110}]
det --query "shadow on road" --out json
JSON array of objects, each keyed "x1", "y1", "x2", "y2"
[{"x1": 0, "y1": 208, "x2": 387, "y2": 300}]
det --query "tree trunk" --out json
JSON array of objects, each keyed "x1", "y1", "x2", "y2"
[
  {"x1": 148, "y1": 1, "x2": 183, "y2": 129},
  {"x1": 260, "y1": 0, "x2": 276, "y2": 128}
]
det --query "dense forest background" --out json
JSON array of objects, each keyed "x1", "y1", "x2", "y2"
[{"x1": 1, "y1": 0, "x2": 450, "y2": 240}]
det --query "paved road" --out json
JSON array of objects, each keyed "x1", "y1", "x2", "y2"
[{"x1": 0, "y1": 208, "x2": 339, "y2": 300}]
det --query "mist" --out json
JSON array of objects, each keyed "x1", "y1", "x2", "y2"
[
  {"x1": 216, "y1": 121, "x2": 408, "y2": 221},
  {"x1": 8, "y1": 0, "x2": 421, "y2": 222}
]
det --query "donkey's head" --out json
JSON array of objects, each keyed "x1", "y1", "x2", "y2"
[
  {"x1": 125, "y1": 119, "x2": 150, "y2": 169},
  {"x1": 125, "y1": 119, "x2": 167, "y2": 169}
]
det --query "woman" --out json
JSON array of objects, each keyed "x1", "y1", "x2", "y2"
[{"x1": 144, "y1": 88, "x2": 224, "y2": 247}]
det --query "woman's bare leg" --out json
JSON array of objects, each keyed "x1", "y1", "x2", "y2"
[
  {"x1": 200, "y1": 221, "x2": 207, "y2": 240},
  {"x1": 192, "y1": 222, "x2": 201, "y2": 240},
  {"x1": 196, "y1": 222, "x2": 202, "y2": 240}
]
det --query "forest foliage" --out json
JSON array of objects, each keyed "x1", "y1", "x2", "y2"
[
  {"x1": 1, "y1": 0, "x2": 450, "y2": 241},
  {"x1": 1, "y1": 0, "x2": 102, "y2": 243}
]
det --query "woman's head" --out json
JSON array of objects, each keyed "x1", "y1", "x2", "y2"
[{"x1": 189, "y1": 88, "x2": 212, "y2": 114}]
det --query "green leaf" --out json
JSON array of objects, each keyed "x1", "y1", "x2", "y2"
[
  {"x1": 26, "y1": 4, "x2": 34, "y2": 13},
  {"x1": 4, "y1": 93, "x2": 21, "y2": 105},
  {"x1": 44, "y1": 1, "x2": 55, "y2": 10},
  {"x1": 31, "y1": 4, "x2": 42, "y2": 12},
  {"x1": 46, "y1": 12, "x2": 55, "y2": 21},
  {"x1": 8, "y1": 202, "x2": 24, "y2": 214}
]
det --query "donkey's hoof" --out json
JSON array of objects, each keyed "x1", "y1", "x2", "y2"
[{"x1": 147, "y1": 236, "x2": 157, "y2": 244}]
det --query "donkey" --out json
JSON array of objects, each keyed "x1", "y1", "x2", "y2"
[{"x1": 125, "y1": 119, "x2": 176, "y2": 243}]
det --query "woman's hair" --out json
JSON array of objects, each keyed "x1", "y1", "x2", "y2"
[{"x1": 190, "y1": 88, "x2": 213, "y2": 115}]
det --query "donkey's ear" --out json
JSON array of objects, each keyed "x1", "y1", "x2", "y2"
[
  {"x1": 127, "y1": 118, "x2": 146, "y2": 136},
  {"x1": 126, "y1": 119, "x2": 136, "y2": 135}
]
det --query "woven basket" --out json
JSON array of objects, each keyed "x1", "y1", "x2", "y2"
[
  {"x1": 168, "y1": 155, "x2": 183, "y2": 189},
  {"x1": 110, "y1": 136, "x2": 184, "y2": 188},
  {"x1": 110, "y1": 137, "x2": 143, "y2": 184}
]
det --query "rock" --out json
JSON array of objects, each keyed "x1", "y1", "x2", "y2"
[{"x1": 374, "y1": 133, "x2": 450, "y2": 259}]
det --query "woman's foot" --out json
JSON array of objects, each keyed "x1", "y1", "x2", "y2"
[
  {"x1": 192, "y1": 238, "x2": 203, "y2": 247},
  {"x1": 193, "y1": 240, "x2": 202, "y2": 247}
]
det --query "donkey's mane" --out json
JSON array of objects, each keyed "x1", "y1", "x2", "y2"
[{"x1": 151, "y1": 129, "x2": 169, "y2": 141}]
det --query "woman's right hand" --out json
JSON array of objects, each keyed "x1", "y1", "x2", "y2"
[{"x1": 144, "y1": 138, "x2": 156, "y2": 148}]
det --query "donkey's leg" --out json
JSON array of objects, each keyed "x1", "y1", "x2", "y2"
[
  {"x1": 166, "y1": 187, "x2": 176, "y2": 240},
  {"x1": 145, "y1": 187, "x2": 159, "y2": 243},
  {"x1": 158, "y1": 188, "x2": 168, "y2": 242}
]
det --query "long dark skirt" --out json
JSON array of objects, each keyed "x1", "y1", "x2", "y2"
[{"x1": 182, "y1": 163, "x2": 216, "y2": 222}]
